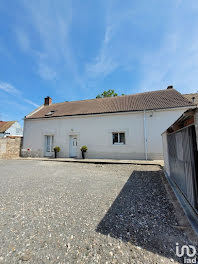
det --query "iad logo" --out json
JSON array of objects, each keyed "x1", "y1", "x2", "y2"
[{"x1": 176, "y1": 243, "x2": 196, "y2": 263}]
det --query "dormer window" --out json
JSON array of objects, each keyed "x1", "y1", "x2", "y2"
[{"x1": 45, "y1": 110, "x2": 55, "y2": 116}]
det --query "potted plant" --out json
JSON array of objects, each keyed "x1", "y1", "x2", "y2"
[
  {"x1": 80, "y1": 145, "x2": 87, "y2": 159},
  {"x1": 54, "y1": 146, "x2": 60, "y2": 158}
]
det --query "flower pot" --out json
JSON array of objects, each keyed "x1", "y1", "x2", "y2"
[
  {"x1": 54, "y1": 151, "x2": 57, "y2": 158},
  {"x1": 82, "y1": 151, "x2": 85, "y2": 159}
]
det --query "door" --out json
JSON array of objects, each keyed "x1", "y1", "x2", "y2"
[
  {"x1": 69, "y1": 136, "x2": 77, "y2": 157},
  {"x1": 44, "y1": 135, "x2": 54, "y2": 156}
]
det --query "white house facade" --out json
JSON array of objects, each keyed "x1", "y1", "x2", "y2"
[
  {"x1": 22, "y1": 87, "x2": 195, "y2": 160},
  {"x1": 0, "y1": 121, "x2": 23, "y2": 138}
]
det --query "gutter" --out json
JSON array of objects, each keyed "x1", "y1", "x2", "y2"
[
  {"x1": 144, "y1": 110, "x2": 148, "y2": 160},
  {"x1": 24, "y1": 105, "x2": 195, "y2": 120}
]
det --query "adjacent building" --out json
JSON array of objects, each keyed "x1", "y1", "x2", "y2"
[
  {"x1": 162, "y1": 107, "x2": 198, "y2": 215},
  {"x1": 0, "y1": 121, "x2": 23, "y2": 138}
]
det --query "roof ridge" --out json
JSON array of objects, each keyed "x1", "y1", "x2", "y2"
[
  {"x1": 50, "y1": 88, "x2": 175, "y2": 106},
  {"x1": 26, "y1": 88, "x2": 195, "y2": 119}
]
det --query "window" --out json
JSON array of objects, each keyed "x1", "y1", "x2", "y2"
[
  {"x1": 112, "y1": 132, "x2": 125, "y2": 144},
  {"x1": 45, "y1": 135, "x2": 54, "y2": 152}
]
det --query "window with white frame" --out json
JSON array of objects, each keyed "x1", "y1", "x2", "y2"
[
  {"x1": 112, "y1": 132, "x2": 125, "y2": 144},
  {"x1": 45, "y1": 135, "x2": 54, "y2": 152}
]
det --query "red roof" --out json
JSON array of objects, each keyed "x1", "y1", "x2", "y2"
[
  {"x1": 26, "y1": 88, "x2": 195, "y2": 119},
  {"x1": 0, "y1": 121, "x2": 15, "y2": 133}
]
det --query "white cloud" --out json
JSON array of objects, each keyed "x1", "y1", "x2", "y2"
[
  {"x1": 138, "y1": 30, "x2": 198, "y2": 94},
  {"x1": 86, "y1": 25, "x2": 118, "y2": 77},
  {"x1": 0, "y1": 81, "x2": 39, "y2": 107},
  {"x1": 19, "y1": 0, "x2": 83, "y2": 85},
  {"x1": 24, "y1": 99, "x2": 39, "y2": 108},
  {"x1": 85, "y1": 6, "x2": 136, "y2": 79},
  {"x1": 0, "y1": 82, "x2": 21, "y2": 95}
]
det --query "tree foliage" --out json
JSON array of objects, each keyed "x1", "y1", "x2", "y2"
[{"x1": 96, "y1": 89, "x2": 124, "y2": 98}]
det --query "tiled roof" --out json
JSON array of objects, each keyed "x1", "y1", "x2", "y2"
[
  {"x1": 26, "y1": 89, "x2": 195, "y2": 119},
  {"x1": 0, "y1": 121, "x2": 15, "y2": 133},
  {"x1": 183, "y1": 93, "x2": 198, "y2": 106}
]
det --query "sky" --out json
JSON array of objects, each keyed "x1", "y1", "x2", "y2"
[{"x1": 0, "y1": 0, "x2": 198, "y2": 123}]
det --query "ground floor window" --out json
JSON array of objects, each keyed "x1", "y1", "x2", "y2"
[
  {"x1": 45, "y1": 135, "x2": 54, "y2": 152},
  {"x1": 112, "y1": 132, "x2": 125, "y2": 144}
]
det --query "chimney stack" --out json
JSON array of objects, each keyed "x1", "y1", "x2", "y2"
[
  {"x1": 44, "y1": 96, "x2": 52, "y2": 106},
  {"x1": 167, "y1": 85, "x2": 173, "y2": 89}
]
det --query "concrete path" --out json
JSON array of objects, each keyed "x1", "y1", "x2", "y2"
[{"x1": 16, "y1": 157, "x2": 164, "y2": 166}]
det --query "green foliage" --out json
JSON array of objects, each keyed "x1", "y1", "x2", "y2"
[
  {"x1": 81, "y1": 145, "x2": 88, "y2": 152},
  {"x1": 54, "y1": 146, "x2": 60, "y2": 152},
  {"x1": 96, "y1": 89, "x2": 118, "y2": 98}
]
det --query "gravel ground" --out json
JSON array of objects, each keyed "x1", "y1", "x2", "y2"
[{"x1": 0, "y1": 160, "x2": 196, "y2": 264}]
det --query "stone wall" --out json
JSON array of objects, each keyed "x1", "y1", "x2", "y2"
[{"x1": 0, "y1": 137, "x2": 22, "y2": 159}]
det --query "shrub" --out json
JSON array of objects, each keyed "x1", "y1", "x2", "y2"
[
  {"x1": 80, "y1": 146, "x2": 88, "y2": 152},
  {"x1": 54, "y1": 146, "x2": 60, "y2": 152}
]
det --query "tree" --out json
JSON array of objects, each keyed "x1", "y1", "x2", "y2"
[{"x1": 96, "y1": 89, "x2": 124, "y2": 98}]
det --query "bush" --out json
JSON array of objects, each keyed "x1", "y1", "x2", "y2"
[
  {"x1": 80, "y1": 146, "x2": 87, "y2": 152},
  {"x1": 54, "y1": 146, "x2": 60, "y2": 152}
]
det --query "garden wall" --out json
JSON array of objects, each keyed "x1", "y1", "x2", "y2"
[{"x1": 0, "y1": 137, "x2": 22, "y2": 159}]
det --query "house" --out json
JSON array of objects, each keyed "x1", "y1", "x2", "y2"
[
  {"x1": 22, "y1": 86, "x2": 195, "y2": 160},
  {"x1": 183, "y1": 93, "x2": 198, "y2": 105},
  {"x1": 162, "y1": 108, "x2": 198, "y2": 226},
  {"x1": 0, "y1": 121, "x2": 23, "y2": 138}
]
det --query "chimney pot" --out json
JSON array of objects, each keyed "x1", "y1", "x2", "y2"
[
  {"x1": 44, "y1": 96, "x2": 52, "y2": 106},
  {"x1": 167, "y1": 85, "x2": 173, "y2": 89}
]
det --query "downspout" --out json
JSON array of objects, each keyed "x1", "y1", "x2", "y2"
[{"x1": 144, "y1": 110, "x2": 148, "y2": 160}]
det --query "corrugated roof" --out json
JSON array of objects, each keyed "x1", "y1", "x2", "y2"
[
  {"x1": 26, "y1": 88, "x2": 195, "y2": 119},
  {"x1": 0, "y1": 121, "x2": 15, "y2": 133},
  {"x1": 183, "y1": 93, "x2": 198, "y2": 105}
]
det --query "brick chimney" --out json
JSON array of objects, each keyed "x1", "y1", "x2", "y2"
[
  {"x1": 44, "y1": 96, "x2": 52, "y2": 106},
  {"x1": 167, "y1": 85, "x2": 173, "y2": 89}
]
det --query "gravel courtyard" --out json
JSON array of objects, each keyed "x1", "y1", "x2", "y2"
[{"x1": 0, "y1": 160, "x2": 196, "y2": 264}]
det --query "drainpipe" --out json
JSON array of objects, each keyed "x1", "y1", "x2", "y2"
[{"x1": 144, "y1": 110, "x2": 148, "y2": 160}]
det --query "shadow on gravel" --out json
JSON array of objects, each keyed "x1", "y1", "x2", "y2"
[{"x1": 96, "y1": 170, "x2": 191, "y2": 262}]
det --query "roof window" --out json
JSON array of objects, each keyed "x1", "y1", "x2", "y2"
[{"x1": 45, "y1": 110, "x2": 55, "y2": 116}]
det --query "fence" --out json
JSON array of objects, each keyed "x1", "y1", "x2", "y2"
[
  {"x1": 0, "y1": 137, "x2": 22, "y2": 159},
  {"x1": 167, "y1": 125, "x2": 198, "y2": 211}
]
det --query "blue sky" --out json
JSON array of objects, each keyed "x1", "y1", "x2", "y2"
[{"x1": 0, "y1": 0, "x2": 198, "y2": 123}]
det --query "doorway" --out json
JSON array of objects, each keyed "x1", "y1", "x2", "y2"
[{"x1": 69, "y1": 136, "x2": 77, "y2": 157}]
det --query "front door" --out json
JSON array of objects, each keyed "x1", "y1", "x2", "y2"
[
  {"x1": 69, "y1": 136, "x2": 77, "y2": 157},
  {"x1": 44, "y1": 135, "x2": 54, "y2": 157}
]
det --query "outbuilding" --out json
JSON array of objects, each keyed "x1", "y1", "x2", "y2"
[{"x1": 162, "y1": 107, "x2": 198, "y2": 213}]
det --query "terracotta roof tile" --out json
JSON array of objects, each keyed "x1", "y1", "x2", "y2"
[
  {"x1": 183, "y1": 93, "x2": 198, "y2": 105},
  {"x1": 0, "y1": 121, "x2": 15, "y2": 133},
  {"x1": 26, "y1": 89, "x2": 195, "y2": 119}
]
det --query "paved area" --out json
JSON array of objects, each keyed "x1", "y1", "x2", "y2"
[{"x1": 0, "y1": 160, "x2": 196, "y2": 263}]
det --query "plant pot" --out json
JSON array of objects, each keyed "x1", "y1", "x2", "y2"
[
  {"x1": 54, "y1": 151, "x2": 57, "y2": 158},
  {"x1": 82, "y1": 151, "x2": 85, "y2": 159}
]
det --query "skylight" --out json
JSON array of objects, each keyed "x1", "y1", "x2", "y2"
[{"x1": 45, "y1": 110, "x2": 55, "y2": 116}]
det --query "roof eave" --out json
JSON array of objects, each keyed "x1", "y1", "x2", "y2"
[{"x1": 25, "y1": 104, "x2": 195, "y2": 120}]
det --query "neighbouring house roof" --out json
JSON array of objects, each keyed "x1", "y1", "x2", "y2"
[
  {"x1": 0, "y1": 121, "x2": 15, "y2": 133},
  {"x1": 183, "y1": 93, "x2": 198, "y2": 105},
  {"x1": 26, "y1": 88, "x2": 195, "y2": 119}
]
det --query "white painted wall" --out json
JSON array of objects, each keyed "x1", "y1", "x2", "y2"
[
  {"x1": 4, "y1": 121, "x2": 23, "y2": 137},
  {"x1": 23, "y1": 107, "x2": 191, "y2": 160}
]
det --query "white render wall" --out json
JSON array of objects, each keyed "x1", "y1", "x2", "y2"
[
  {"x1": 23, "y1": 107, "x2": 191, "y2": 160},
  {"x1": 5, "y1": 121, "x2": 23, "y2": 137}
]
